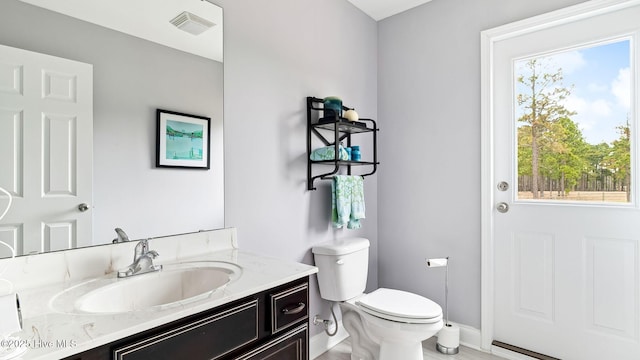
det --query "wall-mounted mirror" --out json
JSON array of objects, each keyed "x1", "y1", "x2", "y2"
[{"x1": 0, "y1": 0, "x2": 224, "y2": 258}]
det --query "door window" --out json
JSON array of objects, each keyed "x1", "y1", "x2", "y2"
[{"x1": 514, "y1": 39, "x2": 632, "y2": 203}]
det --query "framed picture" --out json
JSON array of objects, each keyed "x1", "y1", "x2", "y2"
[{"x1": 156, "y1": 109, "x2": 211, "y2": 169}]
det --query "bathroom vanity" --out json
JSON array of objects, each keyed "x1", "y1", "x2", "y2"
[
  {"x1": 0, "y1": 228, "x2": 317, "y2": 360},
  {"x1": 63, "y1": 277, "x2": 310, "y2": 360}
]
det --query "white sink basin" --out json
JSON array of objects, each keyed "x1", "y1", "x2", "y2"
[{"x1": 50, "y1": 261, "x2": 242, "y2": 314}]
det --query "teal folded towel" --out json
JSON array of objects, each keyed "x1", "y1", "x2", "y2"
[
  {"x1": 332, "y1": 175, "x2": 365, "y2": 229},
  {"x1": 310, "y1": 145, "x2": 349, "y2": 161}
]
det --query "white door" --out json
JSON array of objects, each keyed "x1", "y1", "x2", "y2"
[
  {"x1": 0, "y1": 44, "x2": 93, "y2": 256},
  {"x1": 485, "y1": 2, "x2": 640, "y2": 360}
]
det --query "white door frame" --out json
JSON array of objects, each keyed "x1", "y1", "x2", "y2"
[{"x1": 480, "y1": 0, "x2": 640, "y2": 351}]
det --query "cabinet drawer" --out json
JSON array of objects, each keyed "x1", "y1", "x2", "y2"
[
  {"x1": 270, "y1": 283, "x2": 308, "y2": 334},
  {"x1": 113, "y1": 300, "x2": 258, "y2": 360},
  {"x1": 233, "y1": 324, "x2": 308, "y2": 360}
]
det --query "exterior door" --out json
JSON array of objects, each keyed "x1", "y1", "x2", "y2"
[
  {"x1": 0, "y1": 44, "x2": 92, "y2": 256},
  {"x1": 484, "y1": 1, "x2": 640, "y2": 359}
]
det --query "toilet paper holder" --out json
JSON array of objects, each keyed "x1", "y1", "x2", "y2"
[
  {"x1": 426, "y1": 257, "x2": 450, "y2": 325},
  {"x1": 426, "y1": 257, "x2": 459, "y2": 355}
]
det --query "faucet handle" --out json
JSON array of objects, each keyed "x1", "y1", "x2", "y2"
[
  {"x1": 113, "y1": 228, "x2": 130, "y2": 243},
  {"x1": 146, "y1": 250, "x2": 159, "y2": 259}
]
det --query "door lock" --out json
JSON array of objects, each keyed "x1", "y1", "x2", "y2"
[
  {"x1": 496, "y1": 202, "x2": 509, "y2": 213},
  {"x1": 497, "y1": 181, "x2": 509, "y2": 191}
]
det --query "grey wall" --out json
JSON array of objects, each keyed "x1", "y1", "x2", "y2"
[
  {"x1": 377, "y1": 0, "x2": 587, "y2": 328},
  {"x1": 0, "y1": 0, "x2": 224, "y2": 244},
  {"x1": 214, "y1": 0, "x2": 378, "y2": 336}
]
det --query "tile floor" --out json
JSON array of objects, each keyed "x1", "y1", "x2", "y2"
[{"x1": 314, "y1": 337, "x2": 506, "y2": 360}]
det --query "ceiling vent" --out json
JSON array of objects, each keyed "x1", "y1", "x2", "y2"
[{"x1": 170, "y1": 11, "x2": 216, "y2": 35}]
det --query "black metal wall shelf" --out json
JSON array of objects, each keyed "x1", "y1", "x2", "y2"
[{"x1": 306, "y1": 96, "x2": 379, "y2": 190}]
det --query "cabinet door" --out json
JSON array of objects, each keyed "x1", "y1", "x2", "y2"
[{"x1": 234, "y1": 324, "x2": 307, "y2": 360}]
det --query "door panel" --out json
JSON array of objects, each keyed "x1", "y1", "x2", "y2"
[
  {"x1": 512, "y1": 232, "x2": 554, "y2": 322},
  {"x1": 585, "y1": 237, "x2": 637, "y2": 339},
  {"x1": 43, "y1": 113, "x2": 77, "y2": 196},
  {"x1": 0, "y1": 109, "x2": 23, "y2": 196}
]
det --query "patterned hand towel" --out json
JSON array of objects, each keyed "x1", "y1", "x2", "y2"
[
  {"x1": 332, "y1": 175, "x2": 365, "y2": 229},
  {"x1": 310, "y1": 145, "x2": 349, "y2": 161}
]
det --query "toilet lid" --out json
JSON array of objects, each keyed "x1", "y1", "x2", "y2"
[{"x1": 356, "y1": 288, "x2": 442, "y2": 323}]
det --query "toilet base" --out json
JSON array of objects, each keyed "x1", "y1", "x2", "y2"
[{"x1": 379, "y1": 341, "x2": 423, "y2": 360}]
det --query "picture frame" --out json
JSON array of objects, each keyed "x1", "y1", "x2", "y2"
[{"x1": 156, "y1": 109, "x2": 211, "y2": 169}]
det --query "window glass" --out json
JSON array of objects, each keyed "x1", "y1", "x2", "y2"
[{"x1": 515, "y1": 39, "x2": 632, "y2": 203}]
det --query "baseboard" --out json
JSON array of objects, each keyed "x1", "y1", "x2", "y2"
[
  {"x1": 444, "y1": 323, "x2": 543, "y2": 360},
  {"x1": 309, "y1": 320, "x2": 349, "y2": 360},
  {"x1": 447, "y1": 321, "x2": 484, "y2": 352}
]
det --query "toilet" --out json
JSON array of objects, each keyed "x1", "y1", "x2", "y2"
[{"x1": 312, "y1": 238, "x2": 443, "y2": 360}]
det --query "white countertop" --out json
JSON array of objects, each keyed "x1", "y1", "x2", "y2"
[{"x1": 0, "y1": 229, "x2": 317, "y2": 360}]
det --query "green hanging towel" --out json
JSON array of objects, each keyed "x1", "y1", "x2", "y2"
[{"x1": 331, "y1": 175, "x2": 365, "y2": 229}]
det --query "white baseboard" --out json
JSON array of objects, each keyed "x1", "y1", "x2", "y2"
[
  {"x1": 448, "y1": 323, "x2": 537, "y2": 360},
  {"x1": 452, "y1": 321, "x2": 484, "y2": 352},
  {"x1": 309, "y1": 320, "x2": 349, "y2": 360}
]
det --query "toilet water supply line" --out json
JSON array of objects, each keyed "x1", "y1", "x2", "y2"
[
  {"x1": 426, "y1": 257, "x2": 450, "y2": 326},
  {"x1": 326, "y1": 302, "x2": 339, "y2": 336},
  {"x1": 315, "y1": 302, "x2": 339, "y2": 336}
]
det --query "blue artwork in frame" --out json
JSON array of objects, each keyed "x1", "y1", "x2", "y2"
[{"x1": 156, "y1": 109, "x2": 211, "y2": 169}]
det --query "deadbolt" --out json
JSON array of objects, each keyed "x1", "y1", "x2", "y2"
[{"x1": 497, "y1": 181, "x2": 509, "y2": 191}]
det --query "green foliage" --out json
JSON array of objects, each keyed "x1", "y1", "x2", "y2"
[
  {"x1": 516, "y1": 59, "x2": 631, "y2": 198},
  {"x1": 516, "y1": 58, "x2": 575, "y2": 197}
]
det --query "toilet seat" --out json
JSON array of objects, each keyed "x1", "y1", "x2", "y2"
[{"x1": 355, "y1": 288, "x2": 442, "y2": 324}]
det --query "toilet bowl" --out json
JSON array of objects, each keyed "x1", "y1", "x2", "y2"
[
  {"x1": 342, "y1": 288, "x2": 443, "y2": 360},
  {"x1": 312, "y1": 238, "x2": 443, "y2": 360}
]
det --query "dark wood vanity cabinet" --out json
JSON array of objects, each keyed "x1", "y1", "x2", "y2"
[{"x1": 62, "y1": 277, "x2": 309, "y2": 360}]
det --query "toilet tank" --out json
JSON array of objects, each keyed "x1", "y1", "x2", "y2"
[{"x1": 312, "y1": 238, "x2": 369, "y2": 302}]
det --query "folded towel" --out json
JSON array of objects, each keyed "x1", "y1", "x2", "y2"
[
  {"x1": 332, "y1": 175, "x2": 365, "y2": 229},
  {"x1": 310, "y1": 145, "x2": 349, "y2": 161}
]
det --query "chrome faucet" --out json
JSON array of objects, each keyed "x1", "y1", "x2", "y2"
[
  {"x1": 117, "y1": 239, "x2": 162, "y2": 278},
  {"x1": 113, "y1": 228, "x2": 130, "y2": 243}
]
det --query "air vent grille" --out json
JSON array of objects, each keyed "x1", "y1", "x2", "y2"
[{"x1": 170, "y1": 11, "x2": 216, "y2": 35}]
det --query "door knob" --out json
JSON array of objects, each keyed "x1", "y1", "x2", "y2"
[
  {"x1": 78, "y1": 203, "x2": 89, "y2": 212},
  {"x1": 496, "y1": 202, "x2": 509, "y2": 213}
]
